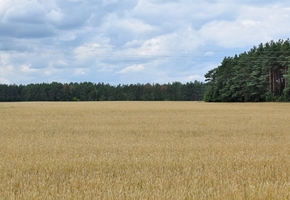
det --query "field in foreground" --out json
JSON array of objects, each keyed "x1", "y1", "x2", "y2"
[{"x1": 0, "y1": 102, "x2": 290, "y2": 199}]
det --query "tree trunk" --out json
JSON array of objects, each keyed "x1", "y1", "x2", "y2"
[
  {"x1": 285, "y1": 66, "x2": 287, "y2": 89},
  {"x1": 272, "y1": 69, "x2": 275, "y2": 94},
  {"x1": 269, "y1": 68, "x2": 272, "y2": 92}
]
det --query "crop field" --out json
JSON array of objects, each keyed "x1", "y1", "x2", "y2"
[{"x1": 0, "y1": 102, "x2": 290, "y2": 199}]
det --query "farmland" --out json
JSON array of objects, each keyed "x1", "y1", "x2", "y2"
[{"x1": 0, "y1": 102, "x2": 290, "y2": 199}]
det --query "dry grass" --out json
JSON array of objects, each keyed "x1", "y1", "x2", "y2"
[{"x1": 0, "y1": 102, "x2": 290, "y2": 199}]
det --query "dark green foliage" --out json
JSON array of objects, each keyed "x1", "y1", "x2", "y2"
[
  {"x1": 204, "y1": 39, "x2": 290, "y2": 102},
  {"x1": 0, "y1": 81, "x2": 206, "y2": 102}
]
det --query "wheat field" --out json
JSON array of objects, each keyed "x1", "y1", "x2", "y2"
[{"x1": 0, "y1": 102, "x2": 290, "y2": 199}]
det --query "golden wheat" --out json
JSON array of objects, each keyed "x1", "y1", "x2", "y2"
[{"x1": 0, "y1": 102, "x2": 290, "y2": 199}]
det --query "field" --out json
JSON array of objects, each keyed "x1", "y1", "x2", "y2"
[{"x1": 0, "y1": 102, "x2": 290, "y2": 199}]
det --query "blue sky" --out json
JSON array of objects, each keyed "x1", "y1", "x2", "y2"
[{"x1": 1, "y1": 0, "x2": 290, "y2": 85}]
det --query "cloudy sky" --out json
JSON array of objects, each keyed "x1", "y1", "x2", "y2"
[{"x1": 0, "y1": 0, "x2": 290, "y2": 85}]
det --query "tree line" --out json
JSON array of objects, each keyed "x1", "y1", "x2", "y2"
[
  {"x1": 0, "y1": 81, "x2": 206, "y2": 102},
  {"x1": 204, "y1": 39, "x2": 290, "y2": 102}
]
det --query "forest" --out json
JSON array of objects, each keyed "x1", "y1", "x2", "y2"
[
  {"x1": 0, "y1": 81, "x2": 206, "y2": 101},
  {"x1": 204, "y1": 39, "x2": 290, "y2": 102}
]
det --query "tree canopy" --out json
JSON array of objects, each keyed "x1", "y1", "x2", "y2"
[
  {"x1": 204, "y1": 39, "x2": 290, "y2": 102},
  {"x1": 0, "y1": 81, "x2": 206, "y2": 102}
]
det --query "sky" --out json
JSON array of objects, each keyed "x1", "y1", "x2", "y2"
[{"x1": 0, "y1": 0, "x2": 290, "y2": 85}]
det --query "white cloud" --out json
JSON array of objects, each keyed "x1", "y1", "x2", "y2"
[
  {"x1": 20, "y1": 64, "x2": 38, "y2": 73},
  {"x1": 199, "y1": 4, "x2": 290, "y2": 48},
  {"x1": 73, "y1": 68, "x2": 89, "y2": 75},
  {"x1": 44, "y1": 67, "x2": 62, "y2": 76},
  {"x1": 133, "y1": 26, "x2": 203, "y2": 60},
  {"x1": 117, "y1": 64, "x2": 145, "y2": 74},
  {"x1": 2, "y1": 1, "x2": 46, "y2": 24},
  {"x1": 1, "y1": 0, "x2": 290, "y2": 85},
  {"x1": 74, "y1": 42, "x2": 113, "y2": 60},
  {"x1": 46, "y1": 9, "x2": 63, "y2": 22},
  {"x1": 204, "y1": 51, "x2": 214, "y2": 56}
]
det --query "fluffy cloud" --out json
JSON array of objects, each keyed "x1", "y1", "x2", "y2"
[
  {"x1": 199, "y1": 4, "x2": 290, "y2": 48},
  {"x1": 117, "y1": 64, "x2": 144, "y2": 74},
  {"x1": 0, "y1": 0, "x2": 290, "y2": 85}
]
